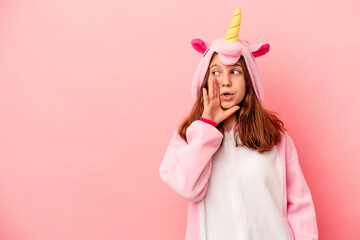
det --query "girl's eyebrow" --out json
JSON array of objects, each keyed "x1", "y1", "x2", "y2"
[{"x1": 210, "y1": 63, "x2": 242, "y2": 69}]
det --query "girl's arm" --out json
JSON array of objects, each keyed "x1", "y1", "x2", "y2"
[
  {"x1": 159, "y1": 120, "x2": 223, "y2": 202},
  {"x1": 285, "y1": 134, "x2": 319, "y2": 240}
]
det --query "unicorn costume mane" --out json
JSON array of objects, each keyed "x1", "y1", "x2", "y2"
[{"x1": 190, "y1": 7, "x2": 270, "y2": 105}]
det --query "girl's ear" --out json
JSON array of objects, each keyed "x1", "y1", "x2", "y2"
[
  {"x1": 249, "y1": 42, "x2": 270, "y2": 58},
  {"x1": 191, "y1": 37, "x2": 211, "y2": 54}
]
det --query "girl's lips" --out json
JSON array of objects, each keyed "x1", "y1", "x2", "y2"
[{"x1": 221, "y1": 93, "x2": 233, "y2": 101}]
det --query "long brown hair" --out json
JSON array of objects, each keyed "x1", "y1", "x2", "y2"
[{"x1": 178, "y1": 55, "x2": 287, "y2": 153}]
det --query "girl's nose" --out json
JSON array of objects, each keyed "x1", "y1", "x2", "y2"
[{"x1": 221, "y1": 74, "x2": 231, "y2": 87}]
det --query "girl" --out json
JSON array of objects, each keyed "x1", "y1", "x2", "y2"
[{"x1": 159, "y1": 7, "x2": 318, "y2": 240}]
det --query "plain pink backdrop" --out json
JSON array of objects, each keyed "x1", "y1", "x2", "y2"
[{"x1": 1, "y1": 0, "x2": 359, "y2": 239}]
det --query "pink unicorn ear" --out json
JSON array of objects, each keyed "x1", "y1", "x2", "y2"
[
  {"x1": 249, "y1": 42, "x2": 270, "y2": 57},
  {"x1": 191, "y1": 37, "x2": 211, "y2": 54}
]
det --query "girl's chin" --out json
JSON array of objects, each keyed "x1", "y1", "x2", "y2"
[
  {"x1": 221, "y1": 102, "x2": 241, "y2": 111},
  {"x1": 221, "y1": 102, "x2": 234, "y2": 108},
  {"x1": 221, "y1": 105, "x2": 233, "y2": 110}
]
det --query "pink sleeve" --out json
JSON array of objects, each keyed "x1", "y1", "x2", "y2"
[
  {"x1": 159, "y1": 120, "x2": 223, "y2": 202},
  {"x1": 285, "y1": 134, "x2": 319, "y2": 240}
]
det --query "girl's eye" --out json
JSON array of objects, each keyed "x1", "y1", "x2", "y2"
[{"x1": 212, "y1": 70, "x2": 241, "y2": 75}]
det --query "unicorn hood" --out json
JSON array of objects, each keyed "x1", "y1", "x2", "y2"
[{"x1": 190, "y1": 7, "x2": 270, "y2": 105}]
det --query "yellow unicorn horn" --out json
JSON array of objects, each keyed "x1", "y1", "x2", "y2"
[{"x1": 224, "y1": 7, "x2": 241, "y2": 42}]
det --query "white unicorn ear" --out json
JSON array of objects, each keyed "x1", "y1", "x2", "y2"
[
  {"x1": 191, "y1": 37, "x2": 211, "y2": 54},
  {"x1": 249, "y1": 42, "x2": 270, "y2": 57}
]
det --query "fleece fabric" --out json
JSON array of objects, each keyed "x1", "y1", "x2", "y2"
[
  {"x1": 159, "y1": 121, "x2": 318, "y2": 239},
  {"x1": 159, "y1": 7, "x2": 318, "y2": 240}
]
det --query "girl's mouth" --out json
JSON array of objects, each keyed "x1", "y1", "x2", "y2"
[{"x1": 221, "y1": 93, "x2": 233, "y2": 101}]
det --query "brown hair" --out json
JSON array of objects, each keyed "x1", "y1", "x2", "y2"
[{"x1": 177, "y1": 55, "x2": 287, "y2": 153}]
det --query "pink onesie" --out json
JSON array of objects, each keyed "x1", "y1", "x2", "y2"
[{"x1": 159, "y1": 34, "x2": 318, "y2": 239}]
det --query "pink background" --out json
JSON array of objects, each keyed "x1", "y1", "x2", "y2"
[{"x1": 1, "y1": 0, "x2": 359, "y2": 239}]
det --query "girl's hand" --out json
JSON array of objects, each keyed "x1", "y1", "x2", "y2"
[{"x1": 201, "y1": 77, "x2": 240, "y2": 125}]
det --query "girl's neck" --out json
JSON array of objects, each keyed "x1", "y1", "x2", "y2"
[{"x1": 222, "y1": 113, "x2": 237, "y2": 132}]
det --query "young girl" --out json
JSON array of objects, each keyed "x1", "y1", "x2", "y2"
[{"x1": 159, "y1": 7, "x2": 318, "y2": 240}]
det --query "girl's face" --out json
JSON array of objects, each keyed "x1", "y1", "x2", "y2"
[{"x1": 207, "y1": 53, "x2": 246, "y2": 110}]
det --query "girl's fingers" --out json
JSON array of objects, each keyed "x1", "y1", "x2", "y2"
[
  {"x1": 215, "y1": 78, "x2": 219, "y2": 100},
  {"x1": 208, "y1": 77, "x2": 214, "y2": 100},
  {"x1": 213, "y1": 78, "x2": 219, "y2": 104},
  {"x1": 203, "y1": 88, "x2": 208, "y2": 105}
]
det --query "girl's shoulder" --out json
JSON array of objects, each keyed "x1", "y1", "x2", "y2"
[
  {"x1": 277, "y1": 130, "x2": 298, "y2": 160},
  {"x1": 278, "y1": 130, "x2": 293, "y2": 144}
]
